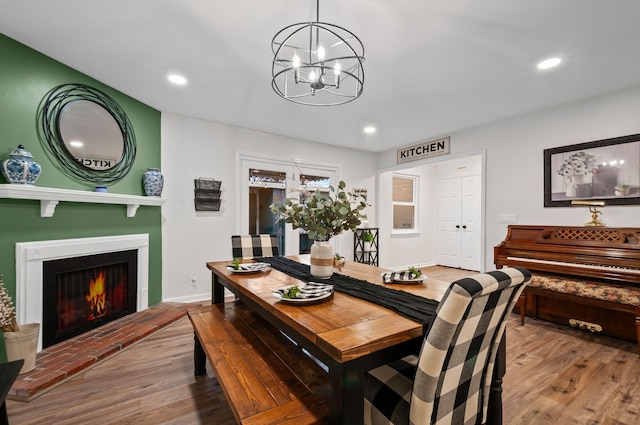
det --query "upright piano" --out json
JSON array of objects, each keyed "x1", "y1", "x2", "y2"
[{"x1": 494, "y1": 225, "x2": 640, "y2": 351}]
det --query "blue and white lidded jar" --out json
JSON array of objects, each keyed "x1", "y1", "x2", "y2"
[
  {"x1": 1, "y1": 145, "x2": 42, "y2": 185},
  {"x1": 142, "y1": 168, "x2": 164, "y2": 197}
]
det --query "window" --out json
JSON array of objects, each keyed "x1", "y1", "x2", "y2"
[{"x1": 392, "y1": 174, "x2": 417, "y2": 231}]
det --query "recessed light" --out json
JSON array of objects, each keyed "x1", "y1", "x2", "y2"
[
  {"x1": 363, "y1": 126, "x2": 376, "y2": 134},
  {"x1": 168, "y1": 74, "x2": 187, "y2": 85},
  {"x1": 537, "y1": 57, "x2": 562, "y2": 70}
]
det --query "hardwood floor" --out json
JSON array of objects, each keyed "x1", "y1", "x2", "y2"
[{"x1": 7, "y1": 266, "x2": 639, "y2": 424}]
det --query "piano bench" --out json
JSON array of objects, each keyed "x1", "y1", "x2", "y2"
[{"x1": 520, "y1": 274, "x2": 640, "y2": 355}]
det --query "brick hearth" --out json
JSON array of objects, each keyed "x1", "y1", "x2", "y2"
[{"x1": 9, "y1": 302, "x2": 191, "y2": 401}]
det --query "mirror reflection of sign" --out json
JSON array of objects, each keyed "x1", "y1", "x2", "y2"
[
  {"x1": 77, "y1": 157, "x2": 116, "y2": 170},
  {"x1": 397, "y1": 137, "x2": 450, "y2": 164}
]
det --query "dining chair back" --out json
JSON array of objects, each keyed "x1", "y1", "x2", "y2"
[
  {"x1": 231, "y1": 234, "x2": 279, "y2": 260},
  {"x1": 364, "y1": 267, "x2": 530, "y2": 425}
]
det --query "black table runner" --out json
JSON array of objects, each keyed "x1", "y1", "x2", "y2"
[{"x1": 257, "y1": 256, "x2": 439, "y2": 330}]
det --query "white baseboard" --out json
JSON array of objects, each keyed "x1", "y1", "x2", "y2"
[{"x1": 163, "y1": 293, "x2": 211, "y2": 303}]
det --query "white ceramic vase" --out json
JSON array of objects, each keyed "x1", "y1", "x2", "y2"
[{"x1": 310, "y1": 240, "x2": 334, "y2": 279}]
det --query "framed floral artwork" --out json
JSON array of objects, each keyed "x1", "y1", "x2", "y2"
[{"x1": 544, "y1": 133, "x2": 640, "y2": 207}]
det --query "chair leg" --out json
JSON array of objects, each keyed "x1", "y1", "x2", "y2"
[
  {"x1": 517, "y1": 292, "x2": 526, "y2": 326},
  {"x1": 635, "y1": 306, "x2": 640, "y2": 357}
]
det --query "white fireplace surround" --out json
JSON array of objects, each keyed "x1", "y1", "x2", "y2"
[{"x1": 15, "y1": 234, "x2": 149, "y2": 351}]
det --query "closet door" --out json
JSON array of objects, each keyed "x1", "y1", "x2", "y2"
[
  {"x1": 436, "y1": 178, "x2": 462, "y2": 268},
  {"x1": 460, "y1": 175, "x2": 481, "y2": 271}
]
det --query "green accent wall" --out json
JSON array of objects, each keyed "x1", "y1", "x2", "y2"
[{"x1": 0, "y1": 34, "x2": 162, "y2": 360}]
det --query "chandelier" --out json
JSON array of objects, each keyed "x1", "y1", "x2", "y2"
[{"x1": 271, "y1": 0, "x2": 365, "y2": 106}]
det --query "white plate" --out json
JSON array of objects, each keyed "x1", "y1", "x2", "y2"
[
  {"x1": 381, "y1": 273, "x2": 427, "y2": 284},
  {"x1": 396, "y1": 275, "x2": 427, "y2": 283},
  {"x1": 272, "y1": 283, "x2": 334, "y2": 304},
  {"x1": 227, "y1": 263, "x2": 271, "y2": 274}
]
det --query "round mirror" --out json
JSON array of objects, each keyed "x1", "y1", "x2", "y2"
[
  {"x1": 39, "y1": 84, "x2": 136, "y2": 184},
  {"x1": 59, "y1": 100, "x2": 124, "y2": 170}
]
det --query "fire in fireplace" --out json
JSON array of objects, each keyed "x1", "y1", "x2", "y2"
[{"x1": 42, "y1": 250, "x2": 137, "y2": 348}]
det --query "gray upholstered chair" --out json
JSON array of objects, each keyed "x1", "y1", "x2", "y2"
[
  {"x1": 231, "y1": 234, "x2": 279, "y2": 260},
  {"x1": 364, "y1": 267, "x2": 531, "y2": 425}
]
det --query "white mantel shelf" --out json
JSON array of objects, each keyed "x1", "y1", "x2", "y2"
[{"x1": 0, "y1": 184, "x2": 166, "y2": 217}]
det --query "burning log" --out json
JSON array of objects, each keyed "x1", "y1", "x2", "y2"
[{"x1": 86, "y1": 270, "x2": 108, "y2": 320}]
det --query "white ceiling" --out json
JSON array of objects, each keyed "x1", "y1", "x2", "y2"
[{"x1": 2, "y1": 0, "x2": 640, "y2": 152}]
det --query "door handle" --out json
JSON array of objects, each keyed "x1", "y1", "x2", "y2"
[
  {"x1": 462, "y1": 225, "x2": 467, "y2": 229},
  {"x1": 455, "y1": 225, "x2": 460, "y2": 229}
]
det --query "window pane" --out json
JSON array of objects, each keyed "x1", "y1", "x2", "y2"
[
  {"x1": 393, "y1": 205, "x2": 415, "y2": 229},
  {"x1": 392, "y1": 177, "x2": 413, "y2": 202}
]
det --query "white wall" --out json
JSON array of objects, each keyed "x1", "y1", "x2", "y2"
[
  {"x1": 378, "y1": 164, "x2": 436, "y2": 269},
  {"x1": 161, "y1": 113, "x2": 377, "y2": 302},
  {"x1": 377, "y1": 85, "x2": 640, "y2": 272}
]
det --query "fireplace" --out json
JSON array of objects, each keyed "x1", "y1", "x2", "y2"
[
  {"x1": 42, "y1": 250, "x2": 138, "y2": 348},
  {"x1": 15, "y1": 234, "x2": 149, "y2": 351}
]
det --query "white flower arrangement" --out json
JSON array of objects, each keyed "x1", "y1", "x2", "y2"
[
  {"x1": 557, "y1": 151, "x2": 597, "y2": 177},
  {"x1": 0, "y1": 274, "x2": 19, "y2": 332}
]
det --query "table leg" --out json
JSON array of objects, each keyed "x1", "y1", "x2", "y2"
[
  {"x1": 194, "y1": 332, "x2": 206, "y2": 376},
  {"x1": 212, "y1": 273, "x2": 224, "y2": 304},
  {"x1": 328, "y1": 361, "x2": 364, "y2": 425}
]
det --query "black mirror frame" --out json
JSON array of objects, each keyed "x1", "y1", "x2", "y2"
[{"x1": 39, "y1": 83, "x2": 136, "y2": 184}]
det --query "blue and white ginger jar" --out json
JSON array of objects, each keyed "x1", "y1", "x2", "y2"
[
  {"x1": 1, "y1": 145, "x2": 41, "y2": 185},
  {"x1": 142, "y1": 168, "x2": 164, "y2": 197}
]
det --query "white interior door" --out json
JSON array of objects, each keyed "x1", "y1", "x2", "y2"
[
  {"x1": 460, "y1": 175, "x2": 482, "y2": 271},
  {"x1": 436, "y1": 178, "x2": 461, "y2": 268}
]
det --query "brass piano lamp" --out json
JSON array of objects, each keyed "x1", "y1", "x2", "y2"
[{"x1": 571, "y1": 200, "x2": 606, "y2": 227}]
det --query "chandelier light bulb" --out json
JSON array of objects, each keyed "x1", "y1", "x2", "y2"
[
  {"x1": 309, "y1": 70, "x2": 317, "y2": 81},
  {"x1": 317, "y1": 45, "x2": 325, "y2": 61},
  {"x1": 334, "y1": 62, "x2": 341, "y2": 75},
  {"x1": 292, "y1": 53, "x2": 300, "y2": 68}
]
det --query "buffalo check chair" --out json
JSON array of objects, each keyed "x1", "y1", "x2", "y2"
[
  {"x1": 364, "y1": 267, "x2": 531, "y2": 425},
  {"x1": 231, "y1": 234, "x2": 279, "y2": 260}
]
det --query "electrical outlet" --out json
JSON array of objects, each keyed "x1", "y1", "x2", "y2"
[
  {"x1": 190, "y1": 274, "x2": 197, "y2": 286},
  {"x1": 498, "y1": 213, "x2": 518, "y2": 224}
]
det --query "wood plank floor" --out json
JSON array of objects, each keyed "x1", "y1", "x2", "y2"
[{"x1": 7, "y1": 266, "x2": 640, "y2": 424}]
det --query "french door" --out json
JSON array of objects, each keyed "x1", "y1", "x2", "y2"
[{"x1": 238, "y1": 154, "x2": 337, "y2": 256}]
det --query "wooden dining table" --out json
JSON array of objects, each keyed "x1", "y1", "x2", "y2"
[{"x1": 200, "y1": 256, "x2": 506, "y2": 425}]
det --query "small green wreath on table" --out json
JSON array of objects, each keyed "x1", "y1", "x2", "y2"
[{"x1": 407, "y1": 266, "x2": 423, "y2": 279}]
